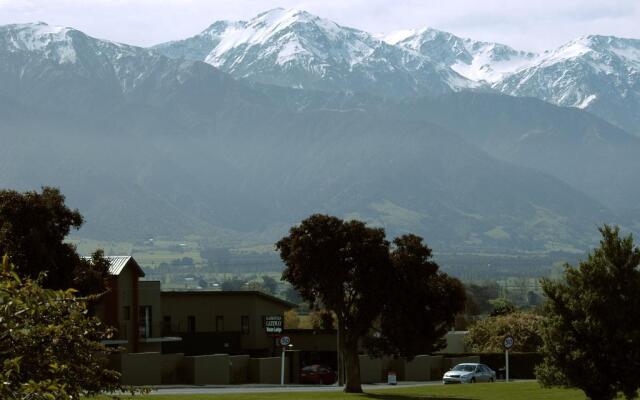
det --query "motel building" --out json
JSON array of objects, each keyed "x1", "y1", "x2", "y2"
[{"x1": 94, "y1": 256, "x2": 474, "y2": 386}]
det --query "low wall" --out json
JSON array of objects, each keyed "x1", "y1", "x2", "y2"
[
  {"x1": 478, "y1": 352, "x2": 543, "y2": 379},
  {"x1": 390, "y1": 355, "x2": 437, "y2": 381},
  {"x1": 429, "y1": 355, "x2": 444, "y2": 379},
  {"x1": 359, "y1": 355, "x2": 383, "y2": 383},
  {"x1": 249, "y1": 357, "x2": 290, "y2": 384},
  {"x1": 183, "y1": 354, "x2": 230, "y2": 385},
  {"x1": 229, "y1": 355, "x2": 250, "y2": 384},
  {"x1": 161, "y1": 353, "x2": 184, "y2": 384},
  {"x1": 120, "y1": 352, "x2": 162, "y2": 386}
]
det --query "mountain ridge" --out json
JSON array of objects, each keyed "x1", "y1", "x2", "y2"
[{"x1": 152, "y1": 9, "x2": 640, "y2": 134}]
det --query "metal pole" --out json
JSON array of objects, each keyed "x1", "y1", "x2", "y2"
[
  {"x1": 506, "y1": 349, "x2": 510, "y2": 382},
  {"x1": 337, "y1": 319, "x2": 342, "y2": 386},
  {"x1": 281, "y1": 346, "x2": 286, "y2": 385}
]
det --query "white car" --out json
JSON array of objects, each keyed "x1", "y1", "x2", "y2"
[{"x1": 442, "y1": 363, "x2": 496, "y2": 384}]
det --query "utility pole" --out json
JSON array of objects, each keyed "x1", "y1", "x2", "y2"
[{"x1": 337, "y1": 319, "x2": 343, "y2": 386}]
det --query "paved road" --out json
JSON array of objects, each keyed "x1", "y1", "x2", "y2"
[{"x1": 148, "y1": 381, "x2": 442, "y2": 395}]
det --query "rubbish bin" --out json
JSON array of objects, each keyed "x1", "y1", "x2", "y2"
[{"x1": 387, "y1": 371, "x2": 397, "y2": 385}]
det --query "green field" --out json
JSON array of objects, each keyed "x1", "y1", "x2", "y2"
[{"x1": 110, "y1": 382, "x2": 596, "y2": 400}]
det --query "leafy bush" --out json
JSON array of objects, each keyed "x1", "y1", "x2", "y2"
[
  {"x1": 0, "y1": 256, "x2": 138, "y2": 399},
  {"x1": 465, "y1": 312, "x2": 544, "y2": 353}
]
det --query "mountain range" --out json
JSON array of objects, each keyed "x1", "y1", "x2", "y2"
[
  {"x1": 155, "y1": 8, "x2": 640, "y2": 135},
  {"x1": 0, "y1": 10, "x2": 638, "y2": 254}
]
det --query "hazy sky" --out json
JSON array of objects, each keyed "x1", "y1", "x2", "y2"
[{"x1": 0, "y1": 0, "x2": 638, "y2": 52}]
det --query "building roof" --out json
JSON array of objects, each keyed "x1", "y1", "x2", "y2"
[
  {"x1": 107, "y1": 256, "x2": 145, "y2": 277},
  {"x1": 161, "y1": 290, "x2": 296, "y2": 308},
  {"x1": 83, "y1": 255, "x2": 145, "y2": 277}
]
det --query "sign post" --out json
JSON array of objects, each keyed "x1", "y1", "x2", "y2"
[
  {"x1": 279, "y1": 335, "x2": 291, "y2": 386},
  {"x1": 503, "y1": 335, "x2": 514, "y2": 382}
]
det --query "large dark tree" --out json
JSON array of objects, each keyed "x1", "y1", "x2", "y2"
[
  {"x1": 367, "y1": 235, "x2": 466, "y2": 358},
  {"x1": 0, "y1": 187, "x2": 107, "y2": 293},
  {"x1": 277, "y1": 215, "x2": 392, "y2": 392},
  {"x1": 536, "y1": 225, "x2": 640, "y2": 400},
  {"x1": 277, "y1": 215, "x2": 464, "y2": 393}
]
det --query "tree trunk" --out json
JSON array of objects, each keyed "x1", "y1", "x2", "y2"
[
  {"x1": 339, "y1": 323, "x2": 362, "y2": 393},
  {"x1": 343, "y1": 346, "x2": 363, "y2": 393}
]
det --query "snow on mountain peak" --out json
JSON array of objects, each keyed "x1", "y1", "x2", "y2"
[
  {"x1": 382, "y1": 29, "x2": 419, "y2": 45},
  {"x1": 390, "y1": 27, "x2": 537, "y2": 83},
  {"x1": 2, "y1": 22, "x2": 77, "y2": 63},
  {"x1": 201, "y1": 7, "x2": 379, "y2": 70}
]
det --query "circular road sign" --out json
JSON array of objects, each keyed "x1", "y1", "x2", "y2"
[
  {"x1": 503, "y1": 335, "x2": 514, "y2": 350},
  {"x1": 279, "y1": 335, "x2": 291, "y2": 347}
]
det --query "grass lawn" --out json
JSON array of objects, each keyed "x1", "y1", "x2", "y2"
[{"x1": 110, "y1": 381, "x2": 591, "y2": 400}]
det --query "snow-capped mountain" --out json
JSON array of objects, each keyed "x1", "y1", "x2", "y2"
[
  {"x1": 0, "y1": 22, "x2": 171, "y2": 93},
  {"x1": 494, "y1": 35, "x2": 640, "y2": 135},
  {"x1": 154, "y1": 8, "x2": 479, "y2": 97},
  {"x1": 2, "y1": 19, "x2": 640, "y2": 251},
  {"x1": 0, "y1": 21, "x2": 259, "y2": 118},
  {"x1": 388, "y1": 28, "x2": 537, "y2": 84}
]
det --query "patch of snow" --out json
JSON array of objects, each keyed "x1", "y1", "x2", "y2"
[
  {"x1": 4, "y1": 22, "x2": 78, "y2": 64},
  {"x1": 451, "y1": 51, "x2": 537, "y2": 83},
  {"x1": 576, "y1": 94, "x2": 597, "y2": 109},
  {"x1": 537, "y1": 39, "x2": 592, "y2": 67},
  {"x1": 383, "y1": 29, "x2": 417, "y2": 45},
  {"x1": 276, "y1": 39, "x2": 309, "y2": 65},
  {"x1": 611, "y1": 46, "x2": 640, "y2": 66}
]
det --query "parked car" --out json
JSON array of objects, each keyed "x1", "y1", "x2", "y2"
[
  {"x1": 299, "y1": 364, "x2": 337, "y2": 385},
  {"x1": 442, "y1": 363, "x2": 496, "y2": 384}
]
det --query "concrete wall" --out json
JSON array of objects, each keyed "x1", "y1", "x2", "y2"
[
  {"x1": 120, "y1": 352, "x2": 162, "y2": 386},
  {"x1": 229, "y1": 355, "x2": 250, "y2": 384},
  {"x1": 249, "y1": 357, "x2": 289, "y2": 384},
  {"x1": 161, "y1": 353, "x2": 184, "y2": 384},
  {"x1": 440, "y1": 331, "x2": 469, "y2": 353},
  {"x1": 390, "y1": 355, "x2": 437, "y2": 381},
  {"x1": 359, "y1": 356, "x2": 383, "y2": 384},
  {"x1": 117, "y1": 265, "x2": 136, "y2": 350},
  {"x1": 429, "y1": 355, "x2": 444, "y2": 379},
  {"x1": 183, "y1": 354, "x2": 230, "y2": 385},
  {"x1": 139, "y1": 280, "x2": 162, "y2": 336}
]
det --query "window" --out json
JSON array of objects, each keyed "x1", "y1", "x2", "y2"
[
  {"x1": 123, "y1": 306, "x2": 130, "y2": 321},
  {"x1": 241, "y1": 315, "x2": 250, "y2": 334},
  {"x1": 187, "y1": 315, "x2": 196, "y2": 333},
  {"x1": 216, "y1": 315, "x2": 224, "y2": 332},
  {"x1": 163, "y1": 316, "x2": 172, "y2": 334},
  {"x1": 139, "y1": 306, "x2": 152, "y2": 338}
]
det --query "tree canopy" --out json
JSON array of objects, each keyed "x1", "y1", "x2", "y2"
[
  {"x1": 0, "y1": 187, "x2": 108, "y2": 294},
  {"x1": 0, "y1": 256, "x2": 135, "y2": 399},
  {"x1": 536, "y1": 225, "x2": 640, "y2": 400},
  {"x1": 277, "y1": 215, "x2": 464, "y2": 392},
  {"x1": 465, "y1": 311, "x2": 544, "y2": 353},
  {"x1": 367, "y1": 234, "x2": 466, "y2": 359}
]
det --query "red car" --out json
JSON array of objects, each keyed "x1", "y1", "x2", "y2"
[{"x1": 299, "y1": 364, "x2": 337, "y2": 385}]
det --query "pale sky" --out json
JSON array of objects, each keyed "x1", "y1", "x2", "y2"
[{"x1": 0, "y1": 0, "x2": 638, "y2": 52}]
